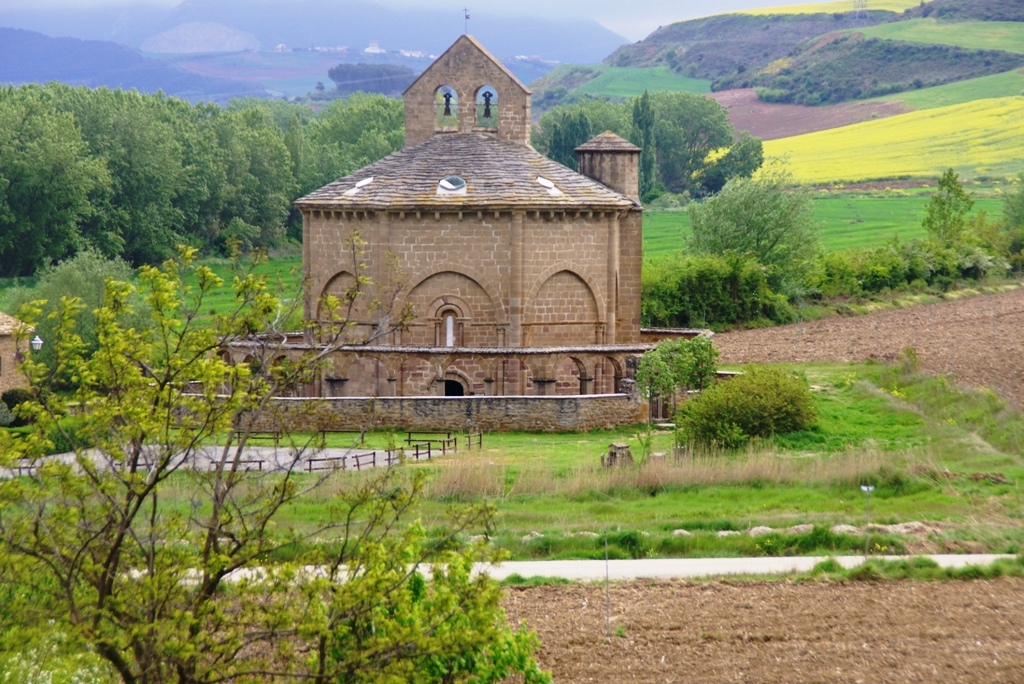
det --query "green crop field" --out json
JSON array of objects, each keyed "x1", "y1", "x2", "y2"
[
  {"x1": 571, "y1": 66, "x2": 711, "y2": 99},
  {"x1": 853, "y1": 19, "x2": 1024, "y2": 54},
  {"x1": 740, "y1": 0, "x2": 919, "y2": 15},
  {"x1": 642, "y1": 195, "x2": 1004, "y2": 256},
  {"x1": 763, "y1": 96, "x2": 1024, "y2": 184},
  {"x1": 876, "y1": 67, "x2": 1024, "y2": 110}
]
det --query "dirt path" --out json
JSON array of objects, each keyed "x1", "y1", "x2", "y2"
[
  {"x1": 504, "y1": 579, "x2": 1024, "y2": 683},
  {"x1": 713, "y1": 287, "x2": 1024, "y2": 407}
]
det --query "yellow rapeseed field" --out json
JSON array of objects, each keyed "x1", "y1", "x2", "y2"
[
  {"x1": 763, "y1": 97, "x2": 1024, "y2": 183},
  {"x1": 741, "y1": 0, "x2": 919, "y2": 15}
]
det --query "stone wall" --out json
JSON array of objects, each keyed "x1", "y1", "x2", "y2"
[
  {"x1": 0, "y1": 335, "x2": 27, "y2": 396},
  {"x1": 255, "y1": 394, "x2": 646, "y2": 432},
  {"x1": 403, "y1": 35, "x2": 531, "y2": 147}
]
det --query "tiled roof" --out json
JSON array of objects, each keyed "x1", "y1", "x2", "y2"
[
  {"x1": 0, "y1": 311, "x2": 23, "y2": 335},
  {"x1": 575, "y1": 131, "x2": 641, "y2": 153},
  {"x1": 295, "y1": 133, "x2": 638, "y2": 211}
]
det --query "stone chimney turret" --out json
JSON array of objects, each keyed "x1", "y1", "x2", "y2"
[{"x1": 575, "y1": 132, "x2": 641, "y2": 204}]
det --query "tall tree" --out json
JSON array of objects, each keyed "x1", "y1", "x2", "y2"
[
  {"x1": 923, "y1": 168, "x2": 975, "y2": 245},
  {"x1": 649, "y1": 91, "x2": 735, "y2": 197},
  {"x1": 688, "y1": 164, "x2": 819, "y2": 279},
  {"x1": 0, "y1": 87, "x2": 109, "y2": 277},
  {"x1": 631, "y1": 90, "x2": 656, "y2": 199}
]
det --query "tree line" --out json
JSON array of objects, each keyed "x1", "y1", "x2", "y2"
[
  {"x1": 0, "y1": 85, "x2": 404, "y2": 278},
  {"x1": 533, "y1": 90, "x2": 763, "y2": 202},
  {"x1": 642, "y1": 167, "x2": 1024, "y2": 330}
]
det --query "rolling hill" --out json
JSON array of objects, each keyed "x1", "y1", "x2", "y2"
[{"x1": 0, "y1": 28, "x2": 262, "y2": 103}]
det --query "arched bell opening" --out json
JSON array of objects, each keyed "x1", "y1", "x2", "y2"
[
  {"x1": 475, "y1": 85, "x2": 498, "y2": 129},
  {"x1": 435, "y1": 85, "x2": 458, "y2": 130}
]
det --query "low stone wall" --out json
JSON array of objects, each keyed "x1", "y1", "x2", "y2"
[{"x1": 257, "y1": 394, "x2": 646, "y2": 432}]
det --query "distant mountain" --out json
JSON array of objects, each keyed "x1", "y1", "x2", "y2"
[
  {"x1": 0, "y1": 0, "x2": 626, "y2": 64},
  {"x1": 139, "y1": 22, "x2": 260, "y2": 54},
  {"x1": 0, "y1": 28, "x2": 264, "y2": 103}
]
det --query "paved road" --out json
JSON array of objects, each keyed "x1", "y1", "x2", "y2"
[{"x1": 477, "y1": 554, "x2": 1017, "y2": 581}]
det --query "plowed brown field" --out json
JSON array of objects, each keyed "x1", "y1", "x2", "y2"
[
  {"x1": 714, "y1": 287, "x2": 1024, "y2": 407},
  {"x1": 504, "y1": 579, "x2": 1024, "y2": 683},
  {"x1": 709, "y1": 88, "x2": 911, "y2": 141}
]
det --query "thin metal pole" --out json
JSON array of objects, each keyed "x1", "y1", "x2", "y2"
[{"x1": 864, "y1": 491, "x2": 872, "y2": 556}]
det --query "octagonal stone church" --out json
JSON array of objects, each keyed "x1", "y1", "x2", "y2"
[{"x1": 290, "y1": 35, "x2": 680, "y2": 401}]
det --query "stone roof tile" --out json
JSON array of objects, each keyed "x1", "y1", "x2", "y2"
[
  {"x1": 575, "y1": 131, "x2": 641, "y2": 153},
  {"x1": 0, "y1": 311, "x2": 23, "y2": 336},
  {"x1": 295, "y1": 133, "x2": 637, "y2": 211}
]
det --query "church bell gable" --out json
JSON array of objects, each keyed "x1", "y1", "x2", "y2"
[{"x1": 403, "y1": 35, "x2": 532, "y2": 147}]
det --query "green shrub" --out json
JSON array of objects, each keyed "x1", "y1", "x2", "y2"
[
  {"x1": 0, "y1": 402, "x2": 13, "y2": 428},
  {"x1": 675, "y1": 365, "x2": 817, "y2": 448},
  {"x1": 1, "y1": 388, "x2": 34, "y2": 427}
]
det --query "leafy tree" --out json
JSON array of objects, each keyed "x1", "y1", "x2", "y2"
[
  {"x1": 0, "y1": 248, "x2": 547, "y2": 684},
  {"x1": 631, "y1": 90, "x2": 656, "y2": 199},
  {"x1": 0, "y1": 87, "x2": 109, "y2": 277},
  {"x1": 4, "y1": 249, "x2": 150, "y2": 377},
  {"x1": 1005, "y1": 171, "x2": 1024, "y2": 230},
  {"x1": 694, "y1": 132, "x2": 764, "y2": 196},
  {"x1": 923, "y1": 168, "x2": 975, "y2": 245},
  {"x1": 687, "y1": 164, "x2": 819, "y2": 281},
  {"x1": 545, "y1": 108, "x2": 593, "y2": 170},
  {"x1": 648, "y1": 91, "x2": 735, "y2": 196},
  {"x1": 636, "y1": 336, "x2": 719, "y2": 417}
]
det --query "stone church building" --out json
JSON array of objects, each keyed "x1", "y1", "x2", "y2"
[{"x1": 284, "y1": 35, "x2": 684, "y2": 402}]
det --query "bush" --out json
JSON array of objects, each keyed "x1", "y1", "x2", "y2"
[
  {"x1": 0, "y1": 401, "x2": 13, "y2": 428},
  {"x1": 676, "y1": 365, "x2": 817, "y2": 448},
  {"x1": 1, "y1": 388, "x2": 34, "y2": 427}
]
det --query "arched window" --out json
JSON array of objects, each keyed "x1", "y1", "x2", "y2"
[
  {"x1": 475, "y1": 85, "x2": 498, "y2": 128},
  {"x1": 444, "y1": 312, "x2": 456, "y2": 347},
  {"x1": 435, "y1": 85, "x2": 458, "y2": 129}
]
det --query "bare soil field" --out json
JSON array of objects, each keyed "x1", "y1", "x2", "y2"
[
  {"x1": 504, "y1": 579, "x2": 1024, "y2": 683},
  {"x1": 713, "y1": 286, "x2": 1024, "y2": 407},
  {"x1": 709, "y1": 88, "x2": 911, "y2": 141}
]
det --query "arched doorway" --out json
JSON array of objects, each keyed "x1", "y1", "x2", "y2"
[{"x1": 444, "y1": 379, "x2": 465, "y2": 396}]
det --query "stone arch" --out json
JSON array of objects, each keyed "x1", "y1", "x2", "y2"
[
  {"x1": 444, "y1": 367, "x2": 473, "y2": 396},
  {"x1": 526, "y1": 269, "x2": 602, "y2": 347},
  {"x1": 317, "y1": 270, "x2": 363, "y2": 320},
  {"x1": 435, "y1": 85, "x2": 459, "y2": 130},
  {"x1": 525, "y1": 263, "x2": 605, "y2": 317},
  {"x1": 407, "y1": 263, "x2": 506, "y2": 320},
  {"x1": 405, "y1": 269, "x2": 502, "y2": 347},
  {"x1": 474, "y1": 84, "x2": 498, "y2": 128}
]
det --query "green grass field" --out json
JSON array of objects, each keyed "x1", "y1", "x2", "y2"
[
  {"x1": 197, "y1": 362, "x2": 1024, "y2": 560},
  {"x1": 571, "y1": 66, "x2": 711, "y2": 99},
  {"x1": 763, "y1": 96, "x2": 1024, "y2": 184},
  {"x1": 876, "y1": 67, "x2": 1024, "y2": 110},
  {"x1": 853, "y1": 19, "x2": 1024, "y2": 54},
  {"x1": 642, "y1": 195, "x2": 1005, "y2": 256}
]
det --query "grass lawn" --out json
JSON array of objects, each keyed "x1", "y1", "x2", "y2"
[
  {"x1": 572, "y1": 66, "x2": 710, "y2": 99},
  {"x1": 854, "y1": 19, "x2": 1024, "y2": 54},
  {"x1": 140, "y1": 362, "x2": 1024, "y2": 561},
  {"x1": 642, "y1": 195, "x2": 1005, "y2": 256},
  {"x1": 876, "y1": 67, "x2": 1024, "y2": 110}
]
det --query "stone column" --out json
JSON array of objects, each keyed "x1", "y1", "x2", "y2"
[
  {"x1": 510, "y1": 211, "x2": 525, "y2": 346},
  {"x1": 606, "y1": 213, "x2": 619, "y2": 344},
  {"x1": 302, "y1": 211, "x2": 312, "y2": 343}
]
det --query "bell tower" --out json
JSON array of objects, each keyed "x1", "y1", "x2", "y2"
[{"x1": 402, "y1": 35, "x2": 532, "y2": 147}]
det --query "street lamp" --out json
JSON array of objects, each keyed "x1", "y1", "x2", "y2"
[
  {"x1": 30, "y1": 336, "x2": 43, "y2": 351},
  {"x1": 860, "y1": 484, "x2": 875, "y2": 556}
]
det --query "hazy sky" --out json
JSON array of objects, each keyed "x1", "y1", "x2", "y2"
[{"x1": 3, "y1": 0, "x2": 825, "y2": 40}]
